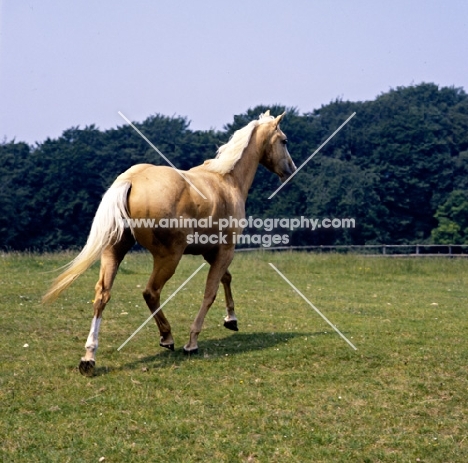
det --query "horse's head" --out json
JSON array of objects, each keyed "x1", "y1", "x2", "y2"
[{"x1": 259, "y1": 112, "x2": 297, "y2": 183}]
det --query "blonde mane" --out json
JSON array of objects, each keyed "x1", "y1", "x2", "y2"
[{"x1": 202, "y1": 111, "x2": 274, "y2": 174}]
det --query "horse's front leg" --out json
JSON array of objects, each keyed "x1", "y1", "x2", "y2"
[
  {"x1": 184, "y1": 248, "x2": 234, "y2": 354},
  {"x1": 221, "y1": 269, "x2": 238, "y2": 332}
]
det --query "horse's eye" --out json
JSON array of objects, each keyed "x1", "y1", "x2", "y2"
[{"x1": 281, "y1": 139, "x2": 288, "y2": 145}]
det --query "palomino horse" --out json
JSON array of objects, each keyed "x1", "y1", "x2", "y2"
[{"x1": 43, "y1": 111, "x2": 296, "y2": 376}]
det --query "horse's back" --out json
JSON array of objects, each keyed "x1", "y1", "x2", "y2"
[{"x1": 115, "y1": 163, "x2": 155, "y2": 183}]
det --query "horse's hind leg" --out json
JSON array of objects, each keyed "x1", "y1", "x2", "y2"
[
  {"x1": 142, "y1": 252, "x2": 183, "y2": 351},
  {"x1": 79, "y1": 232, "x2": 135, "y2": 376},
  {"x1": 221, "y1": 270, "x2": 239, "y2": 332}
]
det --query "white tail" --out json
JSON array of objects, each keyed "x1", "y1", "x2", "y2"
[{"x1": 42, "y1": 180, "x2": 132, "y2": 303}]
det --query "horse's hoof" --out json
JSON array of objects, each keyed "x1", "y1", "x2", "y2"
[
  {"x1": 224, "y1": 319, "x2": 239, "y2": 331},
  {"x1": 79, "y1": 360, "x2": 95, "y2": 377},
  {"x1": 160, "y1": 342, "x2": 175, "y2": 351},
  {"x1": 183, "y1": 346, "x2": 199, "y2": 355}
]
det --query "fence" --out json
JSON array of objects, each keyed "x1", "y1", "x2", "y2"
[{"x1": 235, "y1": 244, "x2": 468, "y2": 256}]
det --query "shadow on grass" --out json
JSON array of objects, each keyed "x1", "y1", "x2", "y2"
[{"x1": 94, "y1": 330, "x2": 335, "y2": 376}]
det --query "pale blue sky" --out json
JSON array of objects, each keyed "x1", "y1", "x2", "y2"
[{"x1": 1, "y1": 0, "x2": 467, "y2": 144}]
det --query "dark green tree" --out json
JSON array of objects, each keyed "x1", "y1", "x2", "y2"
[
  {"x1": 0, "y1": 141, "x2": 32, "y2": 249},
  {"x1": 2, "y1": 83, "x2": 468, "y2": 250},
  {"x1": 432, "y1": 190, "x2": 468, "y2": 244}
]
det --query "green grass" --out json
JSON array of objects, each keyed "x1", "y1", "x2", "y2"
[{"x1": 1, "y1": 251, "x2": 468, "y2": 462}]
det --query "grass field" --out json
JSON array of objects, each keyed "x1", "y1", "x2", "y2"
[{"x1": 1, "y1": 251, "x2": 468, "y2": 462}]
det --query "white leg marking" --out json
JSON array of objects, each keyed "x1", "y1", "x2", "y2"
[
  {"x1": 85, "y1": 316, "x2": 102, "y2": 354},
  {"x1": 224, "y1": 313, "x2": 237, "y2": 323}
]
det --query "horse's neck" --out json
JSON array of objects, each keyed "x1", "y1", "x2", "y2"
[{"x1": 228, "y1": 134, "x2": 263, "y2": 201}]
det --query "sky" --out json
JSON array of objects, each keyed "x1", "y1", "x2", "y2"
[{"x1": 1, "y1": 0, "x2": 467, "y2": 145}]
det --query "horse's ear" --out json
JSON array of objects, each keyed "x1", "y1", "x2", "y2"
[{"x1": 274, "y1": 112, "x2": 286, "y2": 127}]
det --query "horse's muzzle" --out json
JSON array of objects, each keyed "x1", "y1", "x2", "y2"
[{"x1": 279, "y1": 163, "x2": 297, "y2": 183}]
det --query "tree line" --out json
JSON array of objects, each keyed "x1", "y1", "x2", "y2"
[{"x1": 1, "y1": 82, "x2": 467, "y2": 251}]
